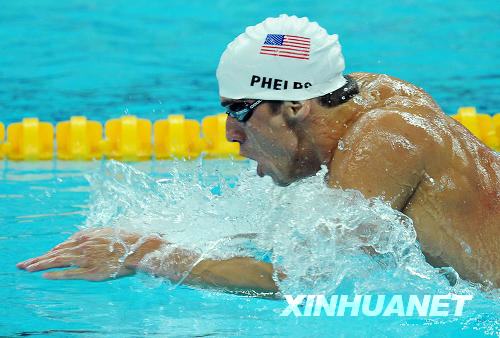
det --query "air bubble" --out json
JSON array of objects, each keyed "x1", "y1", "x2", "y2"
[{"x1": 338, "y1": 140, "x2": 345, "y2": 151}]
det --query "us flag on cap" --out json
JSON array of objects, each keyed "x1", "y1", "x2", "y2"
[
  {"x1": 259, "y1": 34, "x2": 311, "y2": 60},
  {"x1": 217, "y1": 14, "x2": 347, "y2": 101}
]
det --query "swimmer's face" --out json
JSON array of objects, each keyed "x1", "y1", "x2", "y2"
[{"x1": 223, "y1": 97, "x2": 319, "y2": 186}]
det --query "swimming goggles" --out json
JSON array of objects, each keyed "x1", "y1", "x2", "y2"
[{"x1": 225, "y1": 100, "x2": 263, "y2": 122}]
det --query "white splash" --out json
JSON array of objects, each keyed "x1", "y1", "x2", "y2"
[{"x1": 81, "y1": 161, "x2": 488, "y2": 297}]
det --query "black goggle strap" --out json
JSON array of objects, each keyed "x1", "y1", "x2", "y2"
[
  {"x1": 248, "y1": 99, "x2": 263, "y2": 110},
  {"x1": 337, "y1": 75, "x2": 359, "y2": 104}
]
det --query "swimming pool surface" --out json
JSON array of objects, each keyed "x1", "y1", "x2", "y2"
[
  {"x1": 0, "y1": 0, "x2": 499, "y2": 337},
  {"x1": 0, "y1": 0, "x2": 498, "y2": 125},
  {"x1": 1, "y1": 161, "x2": 499, "y2": 337}
]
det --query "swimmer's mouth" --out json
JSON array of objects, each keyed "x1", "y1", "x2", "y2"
[
  {"x1": 238, "y1": 148, "x2": 252, "y2": 160},
  {"x1": 240, "y1": 147, "x2": 265, "y2": 177},
  {"x1": 238, "y1": 149, "x2": 264, "y2": 177}
]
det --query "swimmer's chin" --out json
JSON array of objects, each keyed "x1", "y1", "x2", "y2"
[
  {"x1": 273, "y1": 179, "x2": 292, "y2": 187},
  {"x1": 256, "y1": 163, "x2": 292, "y2": 186},
  {"x1": 265, "y1": 172, "x2": 292, "y2": 187},
  {"x1": 256, "y1": 164, "x2": 265, "y2": 177}
]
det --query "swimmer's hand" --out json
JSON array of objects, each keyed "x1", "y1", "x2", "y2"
[
  {"x1": 16, "y1": 228, "x2": 163, "y2": 281},
  {"x1": 17, "y1": 228, "x2": 282, "y2": 296}
]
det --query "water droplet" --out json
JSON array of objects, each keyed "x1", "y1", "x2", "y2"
[
  {"x1": 338, "y1": 140, "x2": 345, "y2": 151},
  {"x1": 460, "y1": 241, "x2": 472, "y2": 255}
]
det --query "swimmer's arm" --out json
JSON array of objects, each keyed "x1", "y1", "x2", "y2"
[
  {"x1": 189, "y1": 258, "x2": 285, "y2": 296},
  {"x1": 127, "y1": 241, "x2": 284, "y2": 296},
  {"x1": 17, "y1": 228, "x2": 283, "y2": 295}
]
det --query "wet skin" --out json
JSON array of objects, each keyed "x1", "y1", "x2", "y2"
[
  {"x1": 18, "y1": 72, "x2": 499, "y2": 292},
  {"x1": 225, "y1": 72, "x2": 499, "y2": 287}
]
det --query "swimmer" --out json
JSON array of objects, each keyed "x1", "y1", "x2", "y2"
[{"x1": 17, "y1": 15, "x2": 499, "y2": 292}]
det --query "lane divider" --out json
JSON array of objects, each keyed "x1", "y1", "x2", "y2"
[
  {"x1": 494, "y1": 114, "x2": 500, "y2": 147},
  {"x1": 105, "y1": 115, "x2": 153, "y2": 161},
  {"x1": 154, "y1": 115, "x2": 203, "y2": 160},
  {"x1": 0, "y1": 122, "x2": 4, "y2": 158},
  {"x1": 5, "y1": 118, "x2": 54, "y2": 160},
  {"x1": 57, "y1": 116, "x2": 103, "y2": 160},
  {"x1": 0, "y1": 109, "x2": 498, "y2": 161},
  {"x1": 202, "y1": 114, "x2": 241, "y2": 159},
  {"x1": 0, "y1": 113, "x2": 242, "y2": 161},
  {"x1": 451, "y1": 107, "x2": 499, "y2": 151}
]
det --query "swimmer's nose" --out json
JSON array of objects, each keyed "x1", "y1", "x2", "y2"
[{"x1": 226, "y1": 116, "x2": 247, "y2": 144}]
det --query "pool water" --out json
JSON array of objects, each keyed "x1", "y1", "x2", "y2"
[
  {"x1": 0, "y1": 0, "x2": 498, "y2": 125},
  {"x1": 1, "y1": 161, "x2": 499, "y2": 337},
  {"x1": 0, "y1": 0, "x2": 499, "y2": 337}
]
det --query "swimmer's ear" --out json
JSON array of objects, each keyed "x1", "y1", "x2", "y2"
[{"x1": 282, "y1": 101, "x2": 311, "y2": 124}]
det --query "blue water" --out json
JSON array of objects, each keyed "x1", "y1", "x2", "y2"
[
  {"x1": 0, "y1": 0, "x2": 499, "y2": 126},
  {"x1": 1, "y1": 161, "x2": 498, "y2": 337},
  {"x1": 1, "y1": 1, "x2": 499, "y2": 337}
]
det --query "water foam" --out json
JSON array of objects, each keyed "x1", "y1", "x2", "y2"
[
  {"x1": 78, "y1": 160, "x2": 500, "y2": 333},
  {"x1": 82, "y1": 160, "x2": 488, "y2": 297}
]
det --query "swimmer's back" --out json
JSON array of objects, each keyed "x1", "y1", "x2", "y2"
[{"x1": 331, "y1": 72, "x2": 500, "y2": 286}]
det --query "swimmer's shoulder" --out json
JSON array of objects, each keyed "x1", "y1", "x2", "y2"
[
  {"x1": 348, "y1": 72, "x2": 437, "y2": 105},
  {"x1": 348, "y1": 72, "x2": 420, "y2": 88},
  {"x1": 333, "y1": 72, "x2": 456, "y2": 171},
  {"x1": 327, "y1": 108, "x2": 428, "y2": 208},
  {"x1": 341, "y1": 106, "x2": 432, "y2": 151},
  {"x1": 346, "y1": 72, "x2": 446, "y2": 147},
  {"x1": 330, "y1": 105, "x2": 429, "y2": 167}
]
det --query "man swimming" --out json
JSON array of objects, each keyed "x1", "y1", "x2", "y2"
[{"x1": 17, "y1": 15, "x2": 499, "y2": 292}]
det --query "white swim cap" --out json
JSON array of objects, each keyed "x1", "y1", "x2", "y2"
[{"x1": 216, "y1": 14, "x2": 346, "y2": 101}]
